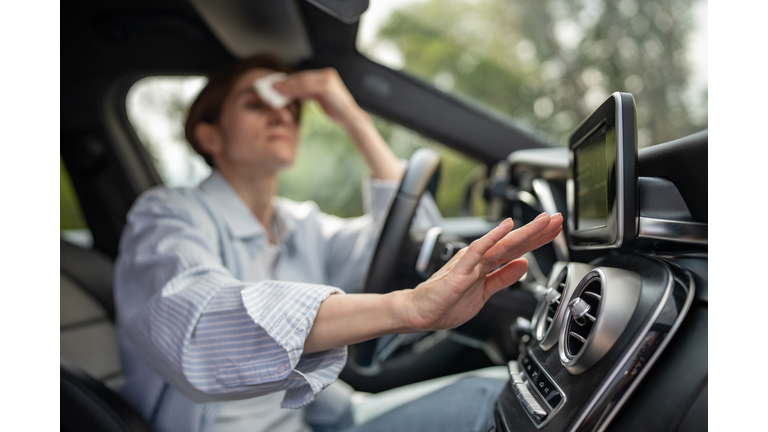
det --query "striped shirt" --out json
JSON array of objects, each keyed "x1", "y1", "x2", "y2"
[{"x1": 114, "y1": 170, "x2": 441, "y2": 432}]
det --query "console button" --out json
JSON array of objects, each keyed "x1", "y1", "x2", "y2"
[
  {"x1": 514, "y1": 382, "x2": 548, "y2": 421},
  {"x1": 521, "y1": 395, "x2": 547, "y2": 420},
  {"x1": 507, "y1": 361, "x2": 524, "y2": 384},
  {"x1": 528, "y1": 366, "x2": 540, "y2": 381},
  {"x1": 522, "y1": 359, "x2": 538, "y2": 377},
  {"x1": 537, "y1": 379, "x2": 553, "y2": 397},
  {"x1": 520, "y1": 354, "x2": 531, "y2": 368}
]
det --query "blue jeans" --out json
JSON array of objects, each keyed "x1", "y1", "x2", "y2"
[{"x1": 310, "y1": 377, "x2": 505, "y2": 432}]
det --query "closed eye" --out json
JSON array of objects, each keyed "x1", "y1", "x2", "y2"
[{"x1": 246, "y1": 100, "x2": 270, "y2": 110}]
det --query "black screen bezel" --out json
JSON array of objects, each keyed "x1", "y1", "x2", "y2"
[{"x1": 567, "y1": 92, "x2": 637, "y2": 250}]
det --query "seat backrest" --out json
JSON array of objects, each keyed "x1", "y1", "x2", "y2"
[
  {"x1": 61, "y1": 361, "x2": 153, "y2": 432},
  {"x1": 60, "y1": 239, "x2": 123, "y2": 389}
]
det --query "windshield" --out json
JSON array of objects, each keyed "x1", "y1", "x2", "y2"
[{"x1": 357, "y1": 0, "x2": 708, "y2": 148}]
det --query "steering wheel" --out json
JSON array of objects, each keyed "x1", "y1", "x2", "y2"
[{"x1": 347, "y1": 148, "x2": 441, "y2": 374}]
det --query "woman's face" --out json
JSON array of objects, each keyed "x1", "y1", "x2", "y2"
[{"x1": 210, "y1": 68, "x2": 300, "y2": 174}]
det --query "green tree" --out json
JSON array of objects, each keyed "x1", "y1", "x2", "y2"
[
  {"x1": 373, "y1": 0, "x2": 707, "y2": 147},
  {"x1": 279, "y1": 102, "x2": 486, "y2": 218}
]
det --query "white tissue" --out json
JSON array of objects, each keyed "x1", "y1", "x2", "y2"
[{"x1": 253, "y1": 72, "x2": 292, "y2": 109}]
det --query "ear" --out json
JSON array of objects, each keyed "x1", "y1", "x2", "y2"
[{"x1": 194, "y1": 122, "x2": 223, "y2": 158}]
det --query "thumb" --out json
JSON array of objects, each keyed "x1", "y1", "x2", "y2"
[{"x1": 483, "y1": 258, "x2": 528, "y2": 298}]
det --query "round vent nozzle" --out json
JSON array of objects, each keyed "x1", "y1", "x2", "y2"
[
  {"x1": 533, "y1": 262, "x2": 593, "y2": 351},
  {"x1": 565, "y1": 278, "x2": 602, "y2": 358},
  {"x1": 533, "y1": 268, "x2": 566, "y2": 342},
  {"x1": 558, "y1": 268, "x2": 642, "y2": 375}
]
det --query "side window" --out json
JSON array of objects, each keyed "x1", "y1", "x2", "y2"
[
  {"x1": 126, "y1": 77, "x2": 211, "y2": 188},
  {"x1": 126, "y1": 76, "x2": 486, "y2": 218},
  {"x1": 60, "y1": 158, "x2": 93, "y2": 247}
]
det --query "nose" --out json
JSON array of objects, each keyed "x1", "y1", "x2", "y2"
[{"x1": 267, "y1": 105, "x2": 295, "y2": 127}]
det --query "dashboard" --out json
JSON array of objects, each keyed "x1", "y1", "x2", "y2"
[{"x1": 487, "y1": 93, "x2": 708, "y2": 432}]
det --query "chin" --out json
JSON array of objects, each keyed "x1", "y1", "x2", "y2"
[{"x1": 271, "y1": 154, "x2": 296, "y2": 172}]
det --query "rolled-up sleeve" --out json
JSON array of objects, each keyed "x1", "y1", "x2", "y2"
[{"x1": 115, "y1": 188, "x2": 345, "y2": 408}]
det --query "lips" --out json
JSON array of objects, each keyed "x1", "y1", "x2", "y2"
[{"x1": 267, "y1": 133, "x2": 292, "y2": 142}]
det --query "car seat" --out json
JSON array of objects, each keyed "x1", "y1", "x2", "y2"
[{"x1": 60, "y1": 239, "x2": 152, "y2": 431}]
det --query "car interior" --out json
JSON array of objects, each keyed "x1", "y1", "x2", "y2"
[{"x1": 60, "y1": 1, "x2": 707, "y2": 431}]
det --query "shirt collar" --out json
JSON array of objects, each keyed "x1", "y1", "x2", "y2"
[{"x1": 198, "y1": 170, "x2": 296, "y2": 243}]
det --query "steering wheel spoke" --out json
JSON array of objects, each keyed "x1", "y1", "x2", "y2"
[{"x1": 349, "y1": 148, "x2": 442, "y2": 370}]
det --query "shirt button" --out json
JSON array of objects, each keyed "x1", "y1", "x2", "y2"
[{"x1": 277, "y1": 363, "x2": 287, "y2": 374}]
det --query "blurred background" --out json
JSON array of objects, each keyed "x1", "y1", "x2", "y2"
[{"x1": 61, "y1": 0, "x2": 707, "y2": 234}]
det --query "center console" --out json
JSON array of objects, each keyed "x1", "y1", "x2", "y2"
[
  {"x1": 492, "y1": 92, "x2": 704, "y2": 431},
  {"x1": 495, "y1": 255, "x2": 695, "y2": 431}
]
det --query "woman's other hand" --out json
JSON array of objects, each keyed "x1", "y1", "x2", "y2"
[
  {"x1": 399, "y1": 212, "x2": 564, "y2": 331},
  {"x1": 272, "y1": 68, "x2": 362, "y2": 131},
  {"x1": 272, "y1": 68, "x2": 403, "y2": 181}
]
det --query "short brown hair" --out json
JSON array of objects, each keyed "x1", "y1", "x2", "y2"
[{"x1": 184, "y1": 54, "x2": 301, "y2": 167}]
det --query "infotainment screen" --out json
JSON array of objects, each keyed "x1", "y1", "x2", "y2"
[
  {"x1": 567, "y1": 93, "x2": 636, "y2": 250},
  {"x1": 575, "y1": 123, "x2": 609, "y2": 231}
]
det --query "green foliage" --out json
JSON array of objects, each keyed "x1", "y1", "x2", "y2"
[
  {"x1": 372, "y1": 0, "x2": 707, "y2": 147},
  {"x1": 369, "y1": 114, "x2": 486, "y2": 217},
  {"x1": 279, "y1": 102, "x2": 368, "y2": 218},
  {"x1": 278, "y1": 102, "x2": 486, "y2": 218},
  {"x1": 60, "y1": 158, "x2": 88, "y2": 230}
]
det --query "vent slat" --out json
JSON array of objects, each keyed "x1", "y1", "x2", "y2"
[
  {"x1": 565, "y1": 276, "x2": 603, "y2": 359},
  {"x1": 569, "y1": 331, "x2": 587, "y2": 343},
  {"x1": 546, "y1": 316, "x2": 553, "y2": 323}
]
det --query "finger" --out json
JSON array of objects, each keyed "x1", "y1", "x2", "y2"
[
  {"x1": 274, "y1": 69, "x2": 338, "y2": 99},
  {"x1": 518, "y1": 221, "x2": 562, "y2": 252},
  {"x1": 491, "y1": 225, "x2": 563, "y2": 269},
  {"x1": 484, "y1": 258, "x2": 529, "y2": 298},
  {"x1": 272, "y1": 72, "x2": 325, "y2": 99},
  {"x1": 482, "y1": 213, "x2": 554, "y2": 263},
  {"x1": 499, "y1": 213, "x2": 563, "y2": 253},
  {"x1": 454, "y1": 218, "x2": 514, "y2": 275}
]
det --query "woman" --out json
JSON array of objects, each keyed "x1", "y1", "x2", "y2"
[{"x1": 114, "y1": 55, "x2": 563, "y2": 432}]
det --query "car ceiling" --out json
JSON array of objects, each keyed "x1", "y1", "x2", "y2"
[{"x1": 61, "y1": 0, "x2": 548, "y2": 256}]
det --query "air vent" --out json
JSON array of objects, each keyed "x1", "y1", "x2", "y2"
[
  {"x1": 534, "y1": 263, "x2": 593, "y2": 351},
  {"x1": 558, "y1": 268, "x2": 642, "y2": 375},
  {"x1": 565, "y1": 277, "x2": 602, "y2": 357},
  {"x1": 535, "y1": 268, "x2": 567, "y2": 343}
]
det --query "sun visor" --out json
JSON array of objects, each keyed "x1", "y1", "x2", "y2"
[{"x1": 188, "y1": 0, "x2": 312, "y2": 63}]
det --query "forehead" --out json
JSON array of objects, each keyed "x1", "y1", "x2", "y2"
[{"x1": 230, "y1": 68, "x2": 276, "y2": 96}]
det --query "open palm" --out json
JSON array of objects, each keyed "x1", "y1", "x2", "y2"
[{"x1": 405, "y1": 213, "x2": 563, "y2": 331}]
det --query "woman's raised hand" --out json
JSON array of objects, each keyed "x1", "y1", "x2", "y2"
[
  {"x1": 273, "y1": 68, "x2": 403, "y2": 181},
  {"x1": 399, "y1": 212, "x2": 564, "y2": 332},
  {"x1": 272, "y1": 68, "x2": 362, "y2": 130}
]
